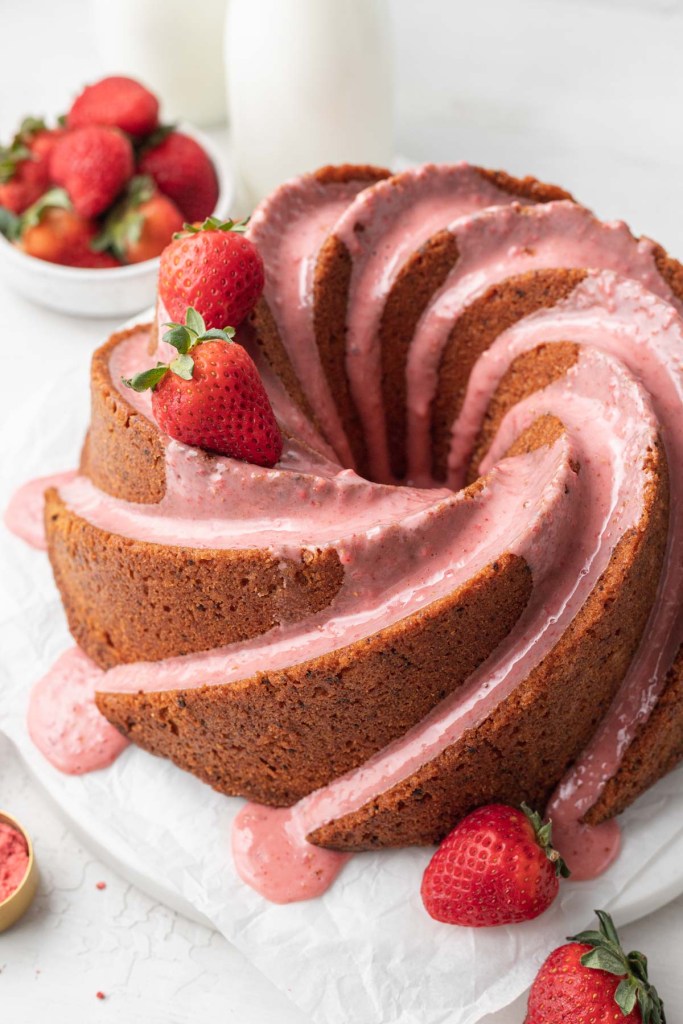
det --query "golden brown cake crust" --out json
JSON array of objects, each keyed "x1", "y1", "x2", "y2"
[
  {"x1": 248, "y1": 164, "x2": 390, "y2": 459},
  {"x1": 96, "y1": 553, "x2": 532, "y2": 806},
  {"x1": 312, "y1": 170, "x2": 577, "y2": 479},
  {"x1": 432, "y1": 269, "x2": 587, "y2": 481},
  {"x1": 475, "y1": 167, "x2": 573, "y2": 204},
  {"x1": 380, "y1": 230, "x2": 460, "y2": 479},
  {"x1": 314, "y1": 235, "x2": 367, "y2": 471},
  {"x1": 313, "y1": 164, "x2": 391, "y2": 187},
  {"x1": 248, "y1": 298, "x2": 319, "y2": 429},
  {"x1": 82, "y1": 326, "x2": 166, "y2": 504},
  {"x1": 585, "y1": 644, "x2": 683, "y2": 824},
  {"x1": 308, "y1": 425, "x2": 670, "y2": 850},
  {"x1": 467, "y1": 341, "x2": 581, "y2": 480},
  {"x1": 652, "y1": 243, "x2": 683, "y2": 301},
  {"x1": 45, "y1": 489, "x2": 345, "y2": 669}
]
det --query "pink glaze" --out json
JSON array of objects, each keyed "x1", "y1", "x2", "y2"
[
  {"x1": 404, "y1": 202, "x2": 679, "y2": 484},
  {"x1": 239, "y1": 322, "x2": 340, "y2": 463},
  {"x1": 154, "y1": 296, "x2": 170, "y2": 349},
  {"x1": 0, "y1": 823, "x2": 29, "y2": 903},
  {"x1": 549, "y1": 816, "x2": 622, "y2": 882},
  {"x1": 232, "y1": 345, "x2": 663, "y2": 900},
  {"x1": 247, "y1": 171, "x2": 374, "y2": 466},
  {"x1": 91, "y1": 436, "x2": 581, "y2": 696},
  {"x1": 232, "y1": 804, "x2": 350, "y2": 903},
  {"x1": 439, "y1": 273, "x2": 683, "y2": 879},
  {"x1": 333, "y1": 164, "x2": 531, "y2": 483},
  {"x1": 4, "y1": 472, "x2": 77, "y2": 549},
  {"x1": 62, "y1": 329, "x2": 455, "y2": 555},
  {"x1": 111, "y1": 322, "x2": 339, "y2": 467},
  {"x1": 28, "y1": 647, "x2": 128, "y2": 774}
]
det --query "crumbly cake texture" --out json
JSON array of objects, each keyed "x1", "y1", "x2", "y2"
[{"x1": 42, "y1": 162, "x2": 683, "y2": 852}]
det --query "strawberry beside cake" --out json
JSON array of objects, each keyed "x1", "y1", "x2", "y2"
[{"x1": 6, "y1": 162, "x2": 683, "y2": 906}]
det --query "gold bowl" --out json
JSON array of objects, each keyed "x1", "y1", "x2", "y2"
[{"x1": 0, "y1": 811, "x2": 38, "y2": 933}]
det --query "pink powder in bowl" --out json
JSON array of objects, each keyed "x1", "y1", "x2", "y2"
[{"x1": 0, "y1": 822, "x2": 30, "y2": 902}]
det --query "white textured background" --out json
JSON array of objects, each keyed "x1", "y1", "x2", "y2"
[{"x1": 1, "y1": 0, "x2": 682, "y2": 1020}]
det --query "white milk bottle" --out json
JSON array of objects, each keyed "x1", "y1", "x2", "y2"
[
  {"x1": 93, "y1": 0, "x2": 228, "y2": 126},
  {"x1": 226, "y1": 0, "x2": 394, "y2": 204}
]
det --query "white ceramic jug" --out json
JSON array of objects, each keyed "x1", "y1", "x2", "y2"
[
  {"x1": 93, "y1": 0, "x2": 228, "y2": 127},
  {"x1": 226, "y1": 0, "x2": 394, "y2": 204}
]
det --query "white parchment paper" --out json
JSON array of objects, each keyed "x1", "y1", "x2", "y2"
[{"x1": 2, "y1": 341, "x2": 682, "y2": 1024}]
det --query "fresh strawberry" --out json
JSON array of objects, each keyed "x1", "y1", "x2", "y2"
[
  {"x1": 50, "y1": 126, "x2": 134, "y2": 218},
  {"x1": 138, "y1": 131, "x2": 218, "y2": 221},
  {"x1": 69, "y1": 249, "x2": 122, "y2": 269},
  {"x1": 14, "y1": 117, "x2": 66, "y2": 162},
  {"x1": 22, "y1": 205, "x2": 92, "y2": 263},
  {"x1": 122, "y1": 307, "x2": 282, "y2": 466},
  {"x1": 0, "y1": 155, "x2": 49, "y2": 215},
  {"x1": 17, "y1": 187, "x2": 115, "y2": 267},
  {"x1": 421, "y1": 804, "x2": 568, "y2": 927},
  {"x1": 526, "y1": 910, "x2": 666, "y2": 1023},
  {"x1": 0, "y1": 128, "x2": 49, "y2": 216},
  {"x1": 94, "y1": 175, "x2": 184, "y2": 264},
  {"x1": 27, "y1": 126, "x2": 66, "y2": 163},
  {"x1": 67, "y1": 75, "x2": 159, "y2": 138},
  {"x1": 158, "y1": 217, "x2": 264, "y2": 330}
]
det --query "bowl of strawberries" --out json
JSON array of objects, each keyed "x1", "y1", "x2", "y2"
[{"x1": 0, "y1": 75, "x2": 233, "y2": 317}]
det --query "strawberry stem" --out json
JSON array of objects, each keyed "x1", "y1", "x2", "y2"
[
  {"x1": 0, "y1": 115, "x2": 47, "y2": 183},
  {"x1": 19, "y1": 187, "x2": 72, "y2": 232},
  {"x1": 122, "y1": 306, "x2": 236, "y2": 391},
  {"x1": 520, "y1": 803, "x2": 570, "y2": 879},
  {"x1": 0, "y1": 207, "x2": 20, "y2": 241},
  {"x1": 135, "y1": 122, "x2": 176, "y2": 156},
  {"x1": 92, "y1": 175, "x2": 156, "y2": 258},
  {"x1": 569, "y1": 910, "x2": 666, "y2": 1023},
  {"x1": 122, "y1": 363, "x2": 169, "y2": 392},
  {"x1": 16, "y1": 117, "x2": 48, "y2": 144},
  {"x1": 173, "y1": 215, "x2": 249, "y2": 240}
]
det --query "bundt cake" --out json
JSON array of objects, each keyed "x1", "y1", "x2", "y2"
[{"x1": 7, "y1": 162, "x2": 683, "y2": 903}]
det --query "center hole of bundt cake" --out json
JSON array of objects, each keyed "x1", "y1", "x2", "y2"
[
  {"x1": 338, "y1": 272, "x2": 584, "y2": 488},
  {"x1": 348, "y1": 335, "x2": 581, "y2": 490}
]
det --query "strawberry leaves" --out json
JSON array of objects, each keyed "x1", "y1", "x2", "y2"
[
  {"x1": 123, "y1": 364, "x2": 169, "y2": 392},
  {"x1": 0, "y1": 116, "x2": 44, "y2": 184},
  {"x1": 0, "y1": 206, "x2": 20, "y2": 241},
  {"x1": 122, "y1": 306, "x2": 236, "y2": 392},
  {"x1": 185, "y1": 306, "x2": 206, "y2": 337},
  {"x1": 173, "y1": 214, "x2": 249, "y2": 240},
  {"x1": 93, "y1": 174, "x2": 156, "y2": 258},
  {"x1": 569, "y1": 910, "x2": 666, "y2": 1023},
  {"x1": 1, "y1": 187, "x2": 73, "y2": 241},
  {"x1": 0, "y1": 140, "x2": 31, "y2": 184},
  {"x1": 16, "y1": 116, "x2": 48, "y2": 141},
  {"x1": 163, "y1": 307, "x2": 235, "y2": 355},
  {"x1": 169, "y1": 352, "x2": 194, "y2": 380},
  {"x1": 521, "y1": 803, "x2": 570, "y2": 879},
  {"x1": 135, "y1": 121, "x2": 176, "y2": 156},
  {"x1": 20, "y1": 187, "x2": 72, "y2": 231}
]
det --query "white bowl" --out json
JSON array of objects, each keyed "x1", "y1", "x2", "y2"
[{"x1": 0, "y1": 124, "x2": 234, "y2": 318}]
